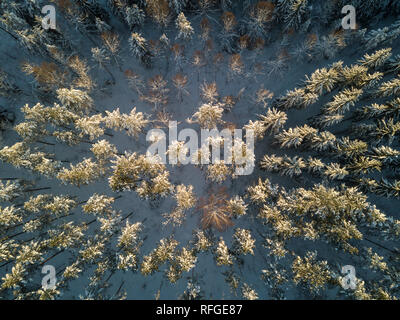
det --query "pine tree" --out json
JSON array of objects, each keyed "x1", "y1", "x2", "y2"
[
  {"x1": 172, "y1": 73, "x2": 189, "y2": 102},
  {"x1": 225, "y1": 196, "x2": 247, "y2": 217},
  {"x1": 228, "y1": 54, "x2": 244, "y2": 80},
  {"x1": 346, "y1": 156, "x2": 382, "y2": 175},
  {"x1": 124, "y1": 4, "x2": 145, "y2": 29},
  {"x1": 274, "y1": 88, "x2": 318, "y2": 110},
  {"x1": 109, "y1": 152, "x2": 172, "y2": 199},
  {"x1": 206, "y1": 160, "x2": 230, "y2": 183},
  {"x1": 91, "y1": 140, "x2": 117, "y2": 173},
  {"x1": 366, "y1": 178, "x2": 400, "y2": 198},
  {"x1": 253, "y1": 86, "x2": 274, "y2": 108},
  {"x1": 314, "y1": 113, "x2": 344, "y2": 129},
  {"x1": 124, "y1": 71, "x2": 144, "y2": 98},
  {"x1": 0, "y1": 70, "x2": 19, "y2": 96},
  {"x1": 169, "y1": 0, "x2": 188, "y2": 14},
  {"x1": 22, "y1": 61, "x2": 65, "y2": 92},
  {"x1": 313, "y1": 34, "x2": 342, "y2": 60},
  {"x1": 305, "y1": 67, "x2": 339, "y2": 95},
  {"x1": 117, "y1": 221, "x2": 142, "y2": 270},
  {"x1": 0, "y1": 180, "x2": 22, "y2": 202},
  {"x1": 0, "y1": 142, "x2": 60, "y2": 177},
  {"x1": 241, "y1": 283, "x2": 258, "y2": 300},
  {"x1": 323, "y1": 88, "x2": 363, "y2": 114},
  {"x1": 101, "y1": 32, "x2": 121, "y2": 67},
  {"x1": 215, "y1": 237, "x2": 233, "y2": 266},
  {"x1": 335, "y1": 137, "x2": 368, "y2": 158},
  {"x1": 371, "y1": 146, "x2": 400, "y2": 166},
  {"x1": 243, "y1": 120, "x2": 267, "y2": 140},
  {"x1": 232, "y1": 228, "x2": 255, "y2": 255},
  {"x1": 146, "y1": 0, "x2": 171, "y2": 26},
  {"x1": 57, "y1": 88, "x2": 93, "y2": 114},
  {"x1": 192, "y1": 229, "x2": 212, "y2": 252},
  {"x1": 129, "y1": 32, "x2": 152, "y2": 67},
  {"x1": 1, "y1": 263, "x2": 26, "y2": 290},
  {"x1": 323, "y1": 163, "x2": 349, "y2": 180},
  {"x1": 241, "y1": 1, "x2": 275, "y2": 40},
  {"x1": 0, "y1": 205, "x2": 22, "y2": 227},
  {"x1": 278, "y1": 0, "x2": 309, "y2": 32},
  {"x1": 376, "y1": 80, "x2": 400, "y2": 98},
  {"x1": 275, "y1": 125, "x2": 317, "y2": 148},
  {"x1": 176, "y1": 12, "x2": 194, "y2": 40},
  {"x1": 75, "y1": 114, "x2": 105, "y2": 140},
  {"x1": 367, "y1": 118, "x2": 400, "y2": 144},
  {"x1": 91, "y1": 47, "x2": 115, "y2": 82},
  {"x1": 67, "y1": 56, "x2": 94, "y2": 92},
  {"x1": 174, "y1": 184, "x2": 196, "y2": 210},
  {"x1": 123, "y1": 107, "x2": 149, "y2": 138},
  {"x1": 83, "y1": 193, "x2": 115, "y2": 216},
  {"x1": 141, "y1": 237, "x2": 178, "y2": 275},
  {"x1": 166, "y1": 140, "x2": 188, "y2": 166},
  {"x1": 175, "y1": 247, "x2": 197, "y2": 273},
  {"x1": 306, "y1": 157, "x2": 325, "y2": 174},
  {"x1": 189, "y1": 103, "x2": 224, "y2": 129},
  {"x1": 363, "y1": 20, "x2": 400, "y2": 50},
  {"x1": 143, "y1": 75, "x2": 169, "y2": 110},
  {"x1": 280, "y1": 155, "x2": 306, "y2": 177},
  {"x1": 219, "y1": 11, "x2": 238, "y2": 53},
  {"x1": 359, "y1": 48, "x2": 392, "y2": 70},
  {"x1": 266, "y1": 52, "x2": 289, "y2": 77},
  {"x1": 200, "y1": 81, "x2": 218, "y2": 103},
  {"x1": 14, "y1": 121, "x2": 47, "y2": 143},
  {"x1": 292, "y1": 251, "x2": 331, "y2": 293},
  {"x1": 259, "y1": 108, "x2": 287, "y2": 134},
  {"x1": 247, "y1": 178, "x2": 274, "y2": 204},
  {"x1": 388, "y1": 54, "x2": 400, "y2": 73},
  {"x1": 57, "y1": 158, "x2": 100, "y2": 186}
]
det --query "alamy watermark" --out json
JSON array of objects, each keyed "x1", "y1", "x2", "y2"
[
  {"x1": 41, "y1": 264, "x2": 57, "y2": 290},
  {"x1": 341, "y1": 5, "x2": 356, "y2": 30},
  {"x1": 146, "y1": 121, "x2": 255, "y2": 176},
  {"x1": 340, "y1": 265, "x2": 356, "y2": 290},
  {"x1": 41, "y1": 5, "x2": 56, "y2": 30}
]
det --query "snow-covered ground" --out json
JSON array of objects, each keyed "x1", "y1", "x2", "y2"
[{"x1": 0, "y1": 0, "x2": 399, "y2": 300}]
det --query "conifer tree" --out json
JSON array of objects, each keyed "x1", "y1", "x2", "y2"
[
  {"x1": 124, "y1": 4, "x2": 145, "y2": 29},
  {"x1": 359, "y1": 48, "x2": 392, "y2": 70},
  {"x1": 232, "y1": 228, "x2": 255, "y2": 255},
  {"x1": 206, "y1": 160, "x2": 230, "y2": 183},
  {"x1": 176, "y1": 12, "x2": 194, "y2": 40},
  {"x1": 277, "y1": 0, "x2": 309, "y2": 31},
  {"x1": 241, "y1": 1, "x2": 274, "y2": 40},
  {"x1": 219, "y1": 11, "x2": 238, "y2": 53},
  {"x1": 323, "y1": 88, "x2": 363, "y2": 115},
  {"x1": 143, "y1": 75, "x2": 169, "y2": 110},
  {"x1": 75, "y1": 114, "x2": 105, "y2": 140},
  {"x1": 57, "y1": 158, "x2": 100, "y2": 186},
  {"x1": 292, "y1": 251, "x2": 331, "y2": 294},
  {"x1": 172, "y1": 73, "x2": 189, "y2": 102},
  {"x1": 259, "y1": 108, "x2": 287, "y2": 134},
  {"x1": 141, "y1": 237, "x2": 178, "y2": 276},
  {"x1": 241, "y1": 283, "x2": 259, "y2": 300},
  {"x1": 0, "y1": 142, "x2": 60, "y2": 177},
  {"x1": 376, "y1": 80, "x2": 400, "y2": 98},
  {"x1": 146, "y1": 0, "x2": 171, "y2": 27},
  {"x1": 305, "y1": 67, "x2": 339, "y2": 95},
  {"x1": 109, "y1": 152, "x2": 172, "y2": 199},
  {"x1": 189, "y1": 103, "x2": 224, "y2": 129},
  {"x1": 169, "y1": 0, "x2": 188, "y2": 14},
  {"x1": 129, "y1": 32, "x2": 152, "y2": 67},
  {"x1": 57, "y1": 88, "x2": 93, "y2": 115},
  {"x1": 215, "y1": 237, "x2": 233, "y2": 266}
]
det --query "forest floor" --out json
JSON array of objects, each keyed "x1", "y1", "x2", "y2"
[{"x1": 0, "y1": 2, "x2": 399, "y2": 299}]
